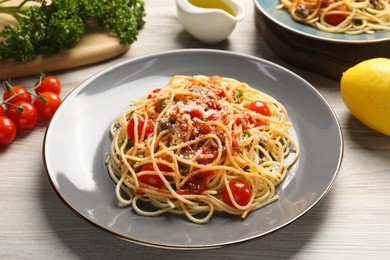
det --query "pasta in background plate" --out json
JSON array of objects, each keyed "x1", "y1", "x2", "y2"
[
  {"x1": 278, "y1": 0, "x2": 390, "y2": 34},
  {"x1": 107, "y1": 75, "x2": 299, "y2": 223}
]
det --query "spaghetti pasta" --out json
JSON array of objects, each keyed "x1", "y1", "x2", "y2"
[
  {"x1": 107, "y1": 75, "x2": 299, "y2": 223},
  {"x1": 277, "y1": 0, "x2": 390, "y2": 34}
]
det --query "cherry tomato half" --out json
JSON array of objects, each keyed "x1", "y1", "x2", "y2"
[
  {"x1": 127, "y1": 115, "x2": 154, "y2": 139},
  {"x1": 33, "y1": 92, "x2": 62, "y2": 119},
  {"x1": 8, "y1": 101, "x2": 39, "y2": 130},
  {"x1": 35, "y1": 75, "x2": 62, "y2": 95},
  {"x1": 0, "y1": 116, "x2": 17, "y2": 146},
  {"x1": 188, "y1": 108, "x2": 203, "y2": 118},
  {"x1": 221, "y1": 179, "x2": 252, "y2": 208},
  {"x1": 142, "y1": 162, "x2": 172, "y2": 171},
  {"x1": 2, "y1": 85, "x2": 32, "y2": 109},
  {"x1": 248, "y1": 100, "x2": 271, "y2": 117},
  {"x1": 324, "y1": 13, "x2": 346, "y2": 26},
  {"x1": 138, "y1": 163, "x2": 165, "y2": 188}
]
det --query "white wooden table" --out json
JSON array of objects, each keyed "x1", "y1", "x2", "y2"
[{"x1": 1, "y1": 1, "x2": 390, "y2": 259}]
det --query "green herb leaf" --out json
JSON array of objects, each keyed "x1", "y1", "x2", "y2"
[
  {"x1": 0, "y1": 0, "x2": 146, "y2": 63},
  {"x1": 234, "y1": 89, "x2": 243, "y2": 103},
  {"x1": 156, "y1": 99, "x2": 169, "y2": 112},
  {"x1": 354, "y1": 19, "x2": 363, "y2": 26},
  {"x1": 243, "y1": 165, "x2": 250, "y2": 172}
]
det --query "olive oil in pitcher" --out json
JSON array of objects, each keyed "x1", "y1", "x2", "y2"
[{"x1": 188, "y1": 0, "x2": 236, "y2": 16}]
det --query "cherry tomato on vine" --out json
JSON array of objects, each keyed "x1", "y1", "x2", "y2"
[
  {"x1": 221, "y1": 179, "x2": 253, "y2": 208},
  {"x1": 138, "y1": 163, "x2": 165, "y2": 188},
  {"x1": 0, "y1": 116, "x2": 17, "y2": 146},
  {"x1": 8, "y1": 101, "x2": 39, "y2": 130},
  {"x1": 0, "y1": 105, "x2": 5, "y2": 116},
  {"x1": 127, "y1": 115, "x2": 154, "y2": 139},
  {"x1": 35, "y1": 74, "x2": 61, "y2": 95},
  {"x1": 33, "y1": 92, "x2": 62, "y2": 119},
  {"x1": 2, "y1": 85, "x2": 32, "y2": 109},
  {"x1": 248, "y1": 100, "x2": 271, "y2": 116}
]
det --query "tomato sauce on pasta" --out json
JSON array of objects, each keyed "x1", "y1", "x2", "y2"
[{"x1": 107, "y1": 75, "x2": 299, "y2": 223}]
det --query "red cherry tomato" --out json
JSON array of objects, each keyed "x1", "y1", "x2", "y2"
[
  {"x1": 248, "y1": 100, "x2": 271, "y2": 116},
  {"x1": 192, "y1": 120, "x2": 212, "y2": 135},
  {"x1": 33, "y1": 92, "x2": 62, "y2": 119},
  {"x1": 206, "y1": 112, "x2": 218, "y2": 121},
  {"x1": 141, "y1": 162, "x2": 171, "y2": 172},
  {"x1": 324, "y1": 13, "x2": 346, "y2": 26},
  {"x1": 221, "y1": 179, "x2": 252, "y2": 208},
  {"x1": 35, "y1": 75, "x2": 61, "y2": 95},
  {"x1": 8, "y1": 101, "x2": 39, "y2": 130},
  {"x1": 138, "y1": 163, "x2": 165, "y2": 188},
  {"x1": 127, "y1": 115, "x2": 154, "y2": 139},
  {"x1": 2, "y1": 85, "x2": 32, "y2": 109},
  {"x1": 188, "y1": 108, "x2": 203, "y2": 118},
  {"x1": 0, "y1": 116, "x2": 17, "y2": 145},
  {"x1": 0, "y1": 105, "x2": 5, "y2": 116}
]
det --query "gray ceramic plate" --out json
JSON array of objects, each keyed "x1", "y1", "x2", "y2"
[
  {"x1": 43, "y1": 49, "x2": 343, "y2": 249},
  {"x1": 254, "y1": 0, "x2": 390, "y2": 43}
]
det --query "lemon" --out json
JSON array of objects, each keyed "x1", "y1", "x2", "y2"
[{"x1": 340, "y1": 58, "x2": 390, "y2": 136}]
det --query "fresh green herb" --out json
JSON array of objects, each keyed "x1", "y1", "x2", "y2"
[
  {"x1": 0, "y1": 0, "x2": 146, "y2": 63},
  {"x1": 354, "y1": 19, "x2": 363, "y2": 26},
  {"x1": 243, "y1": 130, "x2": 249, "y2": 139},
  {"x1": 156, "y1": 99, "x2": 169, "y2": 112},
  {"x1": 243, "y1": 165, "x2": 250, "y2": 172},
  {"x1": 118, "y1": 139, "x2": 132, "y2": 150},
  {"x1": 234, "y1": 89, "x2": 243, "y2": 103}
]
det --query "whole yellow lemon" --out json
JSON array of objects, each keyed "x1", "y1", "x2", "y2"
[{"x1": 340, "y1": 58, "x2": 390, "y2": 136}]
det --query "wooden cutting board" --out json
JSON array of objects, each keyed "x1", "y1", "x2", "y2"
[{"x1": 0, "y1": 1, "x2": 130, "y2": 80}]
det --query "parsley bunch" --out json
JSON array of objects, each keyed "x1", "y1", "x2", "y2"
[{"x1": 0, "y1": 0, "x2": 145, "y2": 63}]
